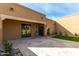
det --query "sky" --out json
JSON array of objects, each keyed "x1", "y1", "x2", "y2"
[{"x1": 20, "y1": 3, "x2": 79, "y2": 19}]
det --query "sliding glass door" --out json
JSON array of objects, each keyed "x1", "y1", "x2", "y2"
[{"x1": 21, "y1": 24, "x2": 31, "y2": 38}]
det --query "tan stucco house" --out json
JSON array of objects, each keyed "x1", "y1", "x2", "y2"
[
  {"x1": 0, "y1": 3, "x2": 79, "y2": 45},
  {"x1": 55, "y1": 14, "x2": 79, "y2": 36},
  {"x1": 0, "y1": 3, "x2": 55, "y2": 44}
]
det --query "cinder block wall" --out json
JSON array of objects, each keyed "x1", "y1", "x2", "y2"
[{"x1": 55, "y1": 14, "x2": 79, "y2": 36}]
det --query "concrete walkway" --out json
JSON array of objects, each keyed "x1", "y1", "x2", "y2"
[{"x1": 10, "y1": 37, "x2": 79, "y2": 56}]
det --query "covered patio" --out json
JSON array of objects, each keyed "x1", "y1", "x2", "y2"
[{"x1": 0, "y1": 14, "x2": 47, "y2": 44}]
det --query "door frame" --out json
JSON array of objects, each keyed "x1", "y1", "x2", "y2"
[{"x1": 21, "y1": 24, "x2": 31, "y2": 38}]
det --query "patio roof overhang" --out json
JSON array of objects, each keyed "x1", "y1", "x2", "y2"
[{"x1": 0, "y1": 14, "x2": 46, "y2": 25}]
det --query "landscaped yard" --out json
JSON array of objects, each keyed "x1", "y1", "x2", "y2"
[{"x1": 52, "y1": 35, "x2": 79, "y2": 42}]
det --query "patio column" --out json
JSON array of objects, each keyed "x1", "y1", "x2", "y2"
[
  {"x1": 44, "y1": 24, "x2": 47, "y2": 36},
  {"x1": 0, "y1": 19, "x2": 3, "y2": 45},
  {"x1": 31, "y1": 23, "x2": 37, "y2": 38}
]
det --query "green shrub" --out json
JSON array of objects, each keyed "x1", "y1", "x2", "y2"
[
  {"x1": 75, "y1": 33, "x2": 78, "y2": 36},
  {"x1": 52, "y1": 35, "x2": 79, "y2": 42},
  {"x1": 3, "y1": 40, "x2": 13, "y2": 56}
]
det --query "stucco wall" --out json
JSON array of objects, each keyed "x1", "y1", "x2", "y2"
[
  {"x1": 0, "y1": 20, "x2": 2, "y2": 44},
  {"x1": 31, "y1": 23, "x2": 37, "y2": 37},
  {"x1": 55, "y1": 14, "x2": 79, "y2": 36},
  {"x1": 46, "y1": 19, "x2": 55, "y2": 35},
  {"x1": 0, "y1": 3, "x2": 45, "y2": 23},
  {"x1": 3, "y1": 19, "x2": 21, "y2": 40}
]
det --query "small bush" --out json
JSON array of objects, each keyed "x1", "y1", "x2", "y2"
[
  {"x1": 75, "y1": 33, "x2": 78, "y2": 36},
  {"x1": 3, "y1": 40, "x2": 13, "y2": 56}
]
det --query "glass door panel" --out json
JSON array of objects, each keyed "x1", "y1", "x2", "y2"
[{"x1": 21, "y1": 24, "x2": 31, "y2": 38}]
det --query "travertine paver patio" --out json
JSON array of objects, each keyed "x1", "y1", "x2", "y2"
[{"x1": 10, "y1": 37, "x2": 79, "y2": 56}]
